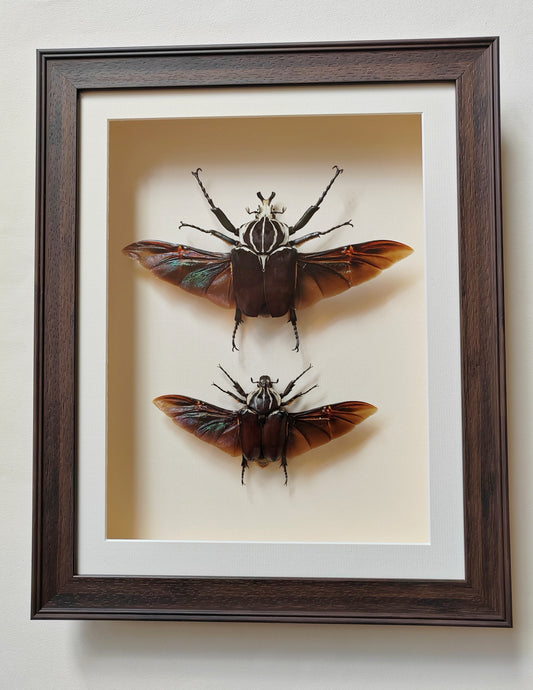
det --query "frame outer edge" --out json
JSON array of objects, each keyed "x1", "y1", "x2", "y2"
[
  {"x1": 34, "y1": 36, "x2": 500, "y2": 58},
  {"x1": 31, "y1": 39, "x2": 511, "y2": 624},
  {"x1": 490, "y1": 37, "x2": 512, "y2": 626},
  {"x1": 31, "y1": 49, "x2": 46, "y2": 618}
]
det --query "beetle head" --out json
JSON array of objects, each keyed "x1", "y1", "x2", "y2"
[
  {"x1": 251, "y1": 374, "x2": 279, "y2": 388},
  {"x1": 247, "y1": 191, "x2": 285, "y2": 219}
]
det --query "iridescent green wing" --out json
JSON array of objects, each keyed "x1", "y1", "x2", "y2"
[
  {"x1": 154, "y1": 395, "x2": 241, "y2": 456},
  {"x1": 124, "y1": 241, "x2": 235, "y2": 308}
]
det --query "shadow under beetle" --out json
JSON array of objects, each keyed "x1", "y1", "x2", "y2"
[
  {"x1": 124, "y1": 166, "x2": 413, "y2": 351},
  {"x1": 154, "y1": 364, "x2": 377, "y2": 484}
]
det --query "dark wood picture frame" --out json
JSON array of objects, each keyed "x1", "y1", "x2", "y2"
[{"x1": 32, "y1": 38, "x2": 510, "y2": 625}]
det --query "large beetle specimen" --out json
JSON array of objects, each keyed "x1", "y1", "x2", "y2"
[
  {"x1": 124, "y1": 166, "x2": 413, "y2": 351},
  {"x1": 154, "y1": 365, "x2": 376, "y2": 484}
]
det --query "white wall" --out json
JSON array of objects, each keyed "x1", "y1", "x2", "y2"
[{"x1": 1, "y1": 1, "x2": 532, "y2": 688}]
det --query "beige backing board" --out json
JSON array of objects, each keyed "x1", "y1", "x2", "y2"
[{"x1": 106, "y1": 113, "x2": 428, "y2": 543}]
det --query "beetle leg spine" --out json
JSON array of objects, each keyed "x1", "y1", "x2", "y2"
[
  {"x1": 232, "y1": 308, "x2": 243, "y2": 351},
  {"x1": 288, "y1": 308, "x2": 299, "y2": 352},
  {"x1": 241, "y1": 457, "x2": 248, "y2": 485}
]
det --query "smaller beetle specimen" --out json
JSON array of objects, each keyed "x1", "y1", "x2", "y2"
[
  {"x1": 124, "y1": 166, "x2": 413, "y2": 351},
  {"x1": 154, "y1": 365, "x2": 377, "y2": 484}
]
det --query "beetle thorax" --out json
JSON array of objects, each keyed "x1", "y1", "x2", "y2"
[
  {"x1": 247, "y1": 377, "x2": 282, "y2": 415},
  {"x1": 239, "y1": 193, "x2": 289, "y2": 255}
]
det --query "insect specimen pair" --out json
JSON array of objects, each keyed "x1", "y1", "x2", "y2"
[{"x1": 124, "y1": 167, "x2": 412, "y2": 483}]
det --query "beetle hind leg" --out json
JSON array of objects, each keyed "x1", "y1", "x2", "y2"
[
  {"x1": 232, "y1": 308, "x2": 243, "y2": 351},
  {"x1": 280, "y1": 457, "x2": 288, "y2": 486},
  {"x1": 241, "y1": 457, "x2": 249, "y2": 485},
  {"x1": 288, "y1": 308, "x2": 300, "y2": 352}
]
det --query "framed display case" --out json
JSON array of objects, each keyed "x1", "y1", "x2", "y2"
[{"x1": 32, "y1": 38, "x2": 510, "y2": 625}]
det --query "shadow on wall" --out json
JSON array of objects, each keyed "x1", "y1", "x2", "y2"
[{"x1": 72, "y1": 619, "x2": 519, "y2": 688}]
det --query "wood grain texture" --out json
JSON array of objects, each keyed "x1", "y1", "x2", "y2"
[{"x1": 32, "y1": 39, "x2": 510, "y2": 625}]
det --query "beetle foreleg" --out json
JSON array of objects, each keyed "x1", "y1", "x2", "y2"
[
  {"x1": 288, "y1": 308, "x2": 299, "y2": 352},
  {"x1": 280, "y1": 363, "x2": 313, "y2": 398},
  {"x1": 288, "y1": 205, "x2": 320, "y2": 235},
  {"x1": 241, "y1": 457, "x2": 249, "y2": 485},
  {"x1": 217, "y1": 364, "x2": 247, "y2": 397},
  {"x1": 289, "y1": 165, "x2": 343, "y2": 234},
  {"x1": 191, "y1": 168, "x2": 215, "y2": 206},
  {"x1": 191, "y1": 168, "x2": 238, "y2": 235},
  {"x1": 179, "y1": 221, "x2": 239, "y2": 246},
  {"x1": 232, "y1": 308, "x2": 243, "y2": 351},
  {"x1": 316, "y1": 165, "x2": 343, "y2": 205},
  {"x1": 288, "y1": 220, "x2": 353, "y2": 247}
]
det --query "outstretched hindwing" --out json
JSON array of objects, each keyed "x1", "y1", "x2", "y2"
[
  {"x1": 286, "y1": 401, "x2": 377, "y2": 457},
  {"x1": 123, "y1": 241, "x2": 235, "y2": 309},
  {"x1": 295, "y1": 240, "x2": 413, "y2": 309},
  {"x1": 154, "y1": 395, "x2": 241, "y2": 456}
]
